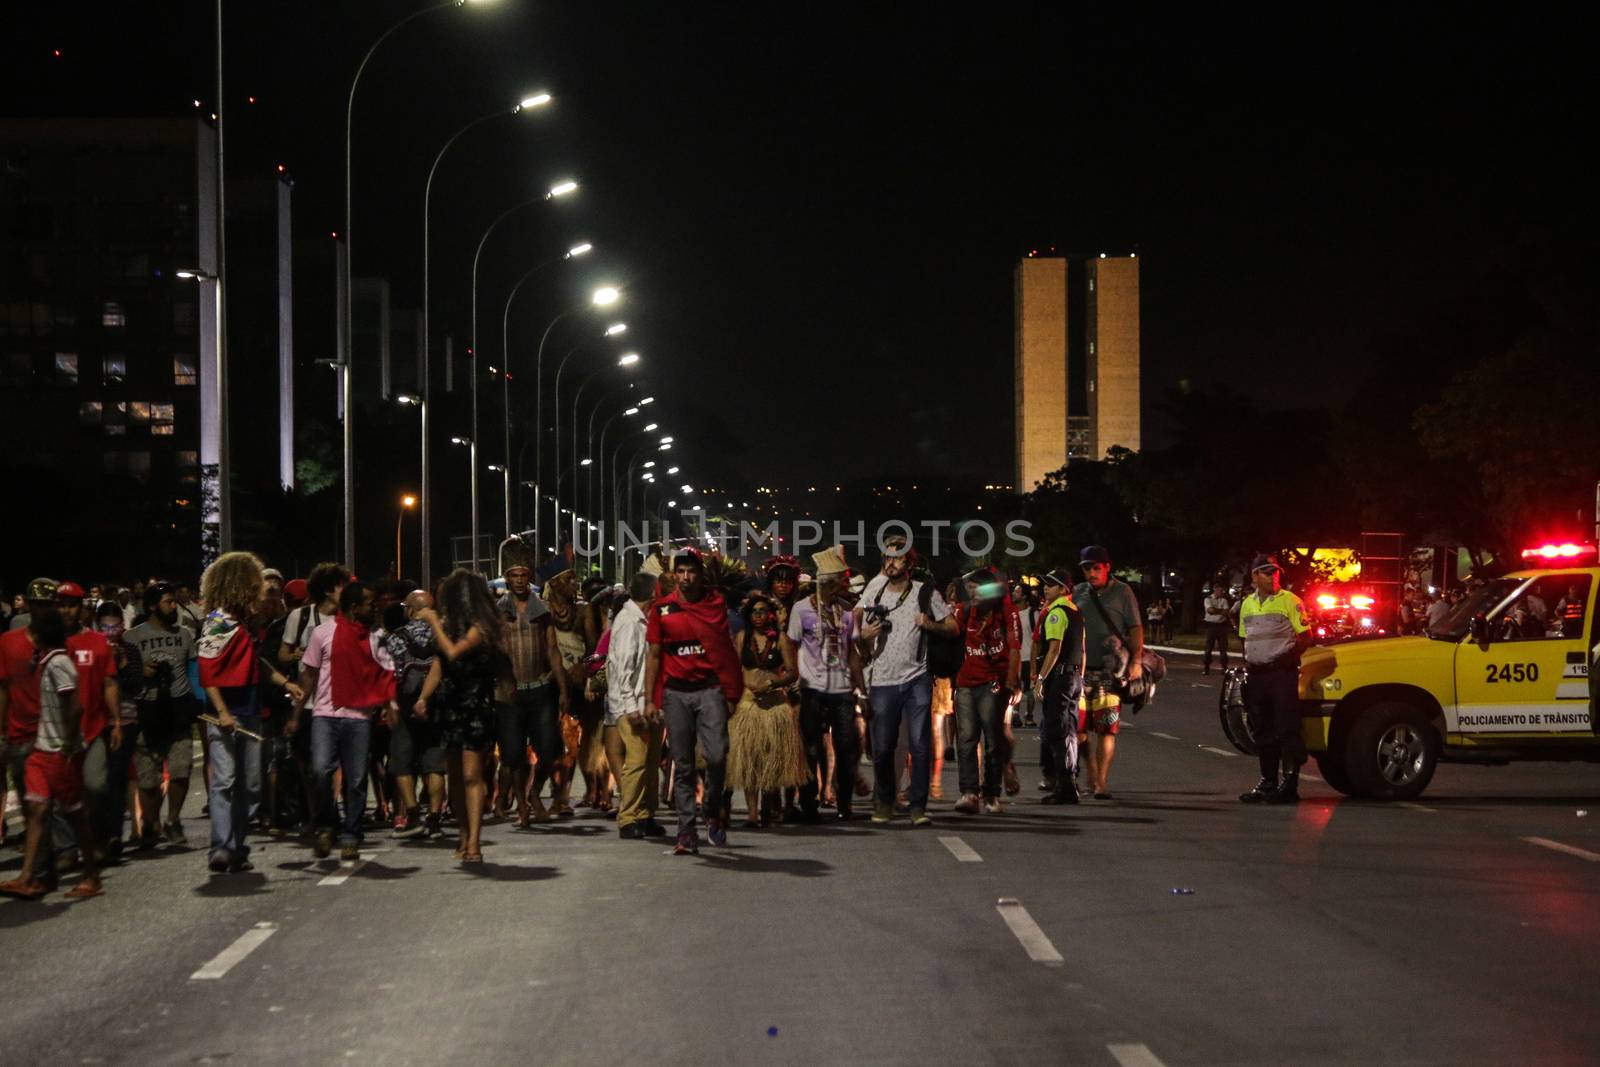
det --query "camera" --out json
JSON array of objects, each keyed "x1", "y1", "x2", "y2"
[{"x1": 863, "y1": 604, "x2": 894, "y2": 633}]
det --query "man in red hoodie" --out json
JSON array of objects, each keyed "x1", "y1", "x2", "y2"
[
  {"x1": 291, "y1": 581, "x2": 396, "y2": 862},
  {"x1": 644, "y1": 548, "x2": 744, "y2": 855}
]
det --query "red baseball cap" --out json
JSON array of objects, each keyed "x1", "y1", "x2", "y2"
[{"x1": 56, "y1": 581, "x2": 87, "y2": 600}]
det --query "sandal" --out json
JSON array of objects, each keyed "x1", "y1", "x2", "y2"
[
  {"x1": 64, "y1": 880, "x2": 104, "y2": 900},
  {"x1": 0, "y1": 877, "x2": 48, "y2": 900},
  {"x1": 555, "y1": 804, "x2": 576, "y2": 818},
  {"x1": 461, "y1": 851, "x2": 483, "y2": 864}
]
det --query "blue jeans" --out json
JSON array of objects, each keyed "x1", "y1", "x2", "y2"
[
  {"x1": 311, "y1": 715, "x2": 372, "y2": 845},
  {"x1": 869, "y1": 674, "x2": 933, "y2": 811},
  {"x1": 205, "y1": 688, "x2": 263, "y2": 865}
]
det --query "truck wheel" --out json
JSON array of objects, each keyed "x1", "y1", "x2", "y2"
[
  {"x1": 1343, "y1": 702, "x2": 1439, "y2": 801},
  {"x1": 1313, "y1": 751, "x2": 1356, "y2": 797}
]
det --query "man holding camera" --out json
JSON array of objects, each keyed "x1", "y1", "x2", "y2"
[{"x1": 855, "y1": 536, "x2": 957, "y2": 826}]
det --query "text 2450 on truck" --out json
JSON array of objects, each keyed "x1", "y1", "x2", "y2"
[{"x1": 1220, "y1": 542, "x2": 1600, "y2": 800}]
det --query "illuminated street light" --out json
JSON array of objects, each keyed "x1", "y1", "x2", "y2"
[
  {"x1": 566, "y1": 242, "x2": 593, "y2": 258},
  {"x1": 666, "y1": 466, "x2": 679, "y2": 474},
  {"x1": 605, "y1": 322, "x2": 627, "y2": 336},
  {"x1": 548, "y1": 179, "x2": 579, "y2": 198},
  {"x1": 580, "y1": 457, "x2": 593, "y2": 466},
  {"x1": 618, "y1": 352, "x2": 640, "y2": 366},
  {"x1": 592, "y1": 285, "x2": 620, "y2": 305},
  {"x1": 643, "y1": 423, "x2": 658, "y2": 432},
  {"x1": 625, "y1": 406, "x2": 640, "y2": 416},
  {"x1": 517, "y1": 92, "x2": 553, "y2": 111},
  {"x1": 639, "y1": 396, "x2": 655, "y2": 405},
  {"x1": 659, "y1": 435, "x2": 673, "y2": 444}
]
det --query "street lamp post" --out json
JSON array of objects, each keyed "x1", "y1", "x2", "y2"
[
  {"x1": 450, "y1": 436, "x2": 476, "y2": 570},
  {"x1": 422, "y1": 96, "x2": 551, "y2": 583},
  {"x1": 343, "y1": 0, "x2": 472, "y2": 576},
  {"x1": 553, "y1": 341, "x2": 636, "y2": 553},
  {"x1": 533, "y1": 285, "x2": 618, "y2": 553},
  {"x1": 395, "y1": 493, "x2": 417, "y2": 578},
  {"x1": 497, "y1": 234, "x2": 588, "y2": 540}
]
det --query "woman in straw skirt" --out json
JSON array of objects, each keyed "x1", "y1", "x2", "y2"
[{"x1": 725, "y1": 593, "x2": 807, "y2": 827}]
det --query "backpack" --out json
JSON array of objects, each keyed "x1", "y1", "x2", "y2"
[{"x1": 917, "y1": 581, "x2": 965, "y2": 681}]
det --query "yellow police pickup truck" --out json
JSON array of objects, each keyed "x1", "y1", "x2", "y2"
[{"x1": 1222, "y1": 562, "x2": 1598, "y2": 800}]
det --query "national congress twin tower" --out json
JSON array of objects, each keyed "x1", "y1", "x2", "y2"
[{"x1": 1013, "y1": 252, "x2": 1140, "y2": 492}]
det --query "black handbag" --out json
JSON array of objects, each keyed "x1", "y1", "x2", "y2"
[{"x1": 1086, "y1": 586, "x2": 1167, "y2": 711}]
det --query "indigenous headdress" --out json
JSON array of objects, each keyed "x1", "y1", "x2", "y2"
[
  {"x1": 499, "y1": 535, "x2": 538, "y2": 576},
  {"x1": 811, "y1": 546, "x2": 848, "y2": 578},
  {"x1": 762, "y1": 555, "x2": 800, "y2": 580}
]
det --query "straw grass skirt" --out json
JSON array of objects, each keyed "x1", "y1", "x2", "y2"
[{"x1": 726, "y1": 691, "x2": 808, "y2": 793}]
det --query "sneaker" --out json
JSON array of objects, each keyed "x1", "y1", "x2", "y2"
[
  {"x1": 619, "y1": 824, "x2": 645, "y2": 840},
  {"x1": 835, "y1": 806, "x2": 853, "y2": 821},
  {"x1": 953, "y1": 794, "x2": 981, "y2": 815},
  {"x1": 340, "y1": 843, "x2": 360, "y2": 862},
  {"x1": 870, "y1": 802, "x2": 893, "y2": 824},
  {"x1": 313, "y1": 830, "x2": 334, "y2": 858},
  {"x1": 1038, "y1": 778, "x2": 1058, "y2": 793},
  {"x1": 228, "y1": 857, "x2": 255, "y2": 873},
  {"x1": 910, "y1": 809, "x2": 932, "y2": 827},
  {"x1": 641, "y1": 819, "x2": 668, "y2": 838},
  {"x1": 207, "y1": 853, "x2": 231, "y2": 873},
  {"x1": 707, "y1": 818, "x2": 728, "y2": 847},
  {"x1": 1040, "y1": 790, "x2": 1079, "y2": 805},
  {"x1": 163, "y1": 821, "x2": 187, "y2": 846},
  {"x1": 1239, "y1": 778, "x2": 1277, "y2": 804},
  {"x1": 392, "y1": 811, "x2": 427, "y2": 839},
  {"x1": 983, "y1": 797, "x2": 1003, "y2": 814},
  {"x1": 424, "y1": 812, "x2": 442, "y2": 838},
  {"x1": 673, "y1": 833, "x2": 699, "y2": 856}
]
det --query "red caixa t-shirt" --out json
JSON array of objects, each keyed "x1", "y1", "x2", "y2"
[
  {"x1": 0, "y1": 627, "x2": 41, "y2": 745},
  {"x1": 66, "y1": 628, "x2": 112, "y2": 743},
  {"x1": 953, "y1": 601, "x2": 1021, "y2": 688}
]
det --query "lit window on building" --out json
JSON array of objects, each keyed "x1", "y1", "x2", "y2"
[
  {"x1": 173, "y1": 355, "x2": 197, "y2": 386},
  {"x1": 102, "y1": 302, "x2": 126, "y2": 328},
  {"x1": 55, "y1": 352, "x2": 79, "y2": 385},
  {"x1": 152, "y1": 403, "x2": 175, "y2": 435},
  {"x1": 104, "y1": 400, "x2": 127, "y2": 435},
  {"x1": 79, "y1": 400, "x2": 103, "y2": 426},
  {"x1": 103, "y1": 355, "x2": 126, "y2": 385},
  {"x1": 173, "y1": 302, "x2": 197, "y2": 337},
  {"x1": 129, "y1": 401, "x2": 150, "y2": 426}
]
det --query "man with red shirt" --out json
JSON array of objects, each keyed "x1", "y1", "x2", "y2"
[
  {"x1": 643, "y1": 547, "x2": 744, "y2": 855},
  {"x1": 1, "y1": 579, "x2": 57, "y2": 866},
  {"x1": 55, "y1": 582, "x2": 120, "y2": 870},
  {"x1": 951, "y1": 569, "x2": 1021, "y2": 815}
]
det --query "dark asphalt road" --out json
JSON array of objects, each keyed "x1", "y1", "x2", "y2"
[{"x1": 5, "y1": 653, "x2": 1599, "y2": 1066}]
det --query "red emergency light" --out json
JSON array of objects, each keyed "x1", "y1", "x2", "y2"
[{"x1": 1520, "y1": 542, "x2": 1597, "y2": 563}]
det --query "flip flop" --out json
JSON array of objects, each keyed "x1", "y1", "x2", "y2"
[
  {"x1": 64, "y1": 881, "x2": 104, "y2": 900},
  {"x1": 0, "y1": 878, "x2": 49, "y2": 900}
]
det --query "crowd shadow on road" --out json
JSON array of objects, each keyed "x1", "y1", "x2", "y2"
[
  {"x1": 0, "y1": 899, "x2": 71, "y2": 928},
  {"x1": 697, "y1": 853, "x2": 832, "y2": 878},
  {"x1": 457, "y1": 862, "x2": 560, "y2": 882},
  {"x1": 193, "y1": 872, "x2": 271, "y2": 897}
]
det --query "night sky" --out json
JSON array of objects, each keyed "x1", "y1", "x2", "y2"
[{"x1": 5, "y1": 3, "x2": 1590, "y2": 494}]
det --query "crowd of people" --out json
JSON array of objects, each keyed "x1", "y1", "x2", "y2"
[{"x1": 0, "y1": 536, "x2": 1172, "y2": 897}]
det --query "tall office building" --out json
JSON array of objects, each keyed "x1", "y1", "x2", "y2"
[{"x1": 1012, "y1": 253, "x2": 1140, "y2": 491}]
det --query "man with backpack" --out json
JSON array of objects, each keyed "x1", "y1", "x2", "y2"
[
  {"x1": 951, "y1": 569, "x2": 1021, "y2": 815},
  {"x1": 1074, "y1": 545, "x2": 1144, "y2": 801},
  {"x1": 854, "y1": 536, "x2": 957, "y2": 826}
]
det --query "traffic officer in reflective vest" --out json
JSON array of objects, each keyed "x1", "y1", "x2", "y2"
[{"x1": 1238, "y1": 556, "x2": 1313, "y2": 803}]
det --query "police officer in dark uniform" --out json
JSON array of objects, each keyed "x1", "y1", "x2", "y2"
[{"x1": 1238, "y1": 557, "x2": 1313, "y2": 803}]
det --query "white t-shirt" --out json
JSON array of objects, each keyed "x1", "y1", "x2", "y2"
[
  {"x1": 788, "y1": 596, "x2": 857, "y2": 695},
  {"x1": 858, "y1": 575, "x2": 951, "y2": 687},
  {"x1": 35, "y1": 649, "x2": 79, "y2": 753}
]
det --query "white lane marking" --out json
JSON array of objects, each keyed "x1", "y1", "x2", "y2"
[
  {"x1": 318, "y1": 849, "x2": 386, "y2": 886},
  {"x1": 190, "y1": 923, "x2": 278, "y2": 980},
  {"x1": 1399, "y1": 801, "x2": 1437, "y2": 813},
  {"x1": 995, "y1": 898, "x2": 1063, "y2": 964},
  {"x1": 1524, "y1": 837, "x2": 1600, "y2": 863},
  {"x1": 1149, "y1": 732, "x2": 1181, "y2": 741},
  {"x1": 939, "y1": 836, "x2": 982, "y2": 863},
  {"x1": 1197, "y1": 745, "x2": 1238, "y2": 758},
  {"x1": 1108, "y1": 1043, "x2": 1169, "y2": 1067}
]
